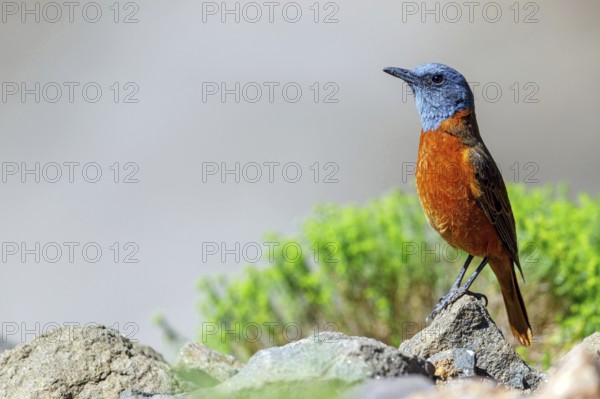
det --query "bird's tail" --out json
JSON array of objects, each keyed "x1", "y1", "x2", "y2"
[{"x1": 489, "y1": 257, "x2": 532, "y2": 346}]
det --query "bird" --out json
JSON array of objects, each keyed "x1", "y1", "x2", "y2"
[{"x1": 383, "y1": 63, "x2": 532, "y2": 346}]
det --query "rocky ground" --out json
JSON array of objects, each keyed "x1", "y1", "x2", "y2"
[{"x1": 1, "y1": 295, "x2": 598, "y2": 399}]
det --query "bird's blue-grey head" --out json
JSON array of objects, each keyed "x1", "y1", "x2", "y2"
[{"x1": 383, "y1": 63, "x2": 474, "y2": 132}]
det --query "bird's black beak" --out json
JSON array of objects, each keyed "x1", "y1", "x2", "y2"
[{"x1": 383, "y1": 67, "x2": 417, "y2": 85}]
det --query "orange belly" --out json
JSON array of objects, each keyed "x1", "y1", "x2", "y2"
[{"x1": 416, "y1": 129, "x2": 506, "y2": 259}]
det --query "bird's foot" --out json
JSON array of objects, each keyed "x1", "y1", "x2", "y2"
[
  {"x1": 465, "y1": 290, "x2": 488, "y2": 307},
  {"x1": 426, "y1": 288, "x2": 488, "y2": 323}
]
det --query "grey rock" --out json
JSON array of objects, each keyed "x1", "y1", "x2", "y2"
[
  {"x1": 408, "y1": 379, "x2": 522, "y2": 399},
  {"x1": 175, "y1": 342, "x2": 243, "y2": 389},
  {"x1": 342, "y1": 376, "x2": 435, "y2": 399},
  {"x1": 0, "y1": 336, "x2": 14, "y2": 352},
  {"x1": 399, "y1": 295, "x2": 542, "y2": 391},
  {"x1": 427, "y1": 348, "x2": 475, "y2": 379},
  {"x1": 0, "y1": 325, "x2": 180, "y2": 399},
  {"x1": 561, "y1": 331, "x2": 600, "y2": 364},
  {"x1": 537, "y1": 346, "x2": 600, "y2": 399},
  {"x1": 120, "y1": 391, "x2": 188, "y2": 399},
  {"x1": 210, "y1": 332, "x2": 433, "y2": 398}
]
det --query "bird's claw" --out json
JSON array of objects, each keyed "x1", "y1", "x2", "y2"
[
  {"x1": 425, "y1": 303, "x2": 445, "y2": 324},
  {"x1": 426, "y1": 287, "x2": 463, "y2": 323},
  {"x1": 426, "y1": 289, "x2": 487, "y2": 324},
  {"x1": 466, "y1": 290, "x2": 488, "y2": 307}
]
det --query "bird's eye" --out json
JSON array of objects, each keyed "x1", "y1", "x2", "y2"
[{"x1": 431, "y1": 74, "x2": 444, "y2": 84}]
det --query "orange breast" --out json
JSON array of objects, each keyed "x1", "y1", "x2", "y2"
[{"x1": 415, "y1": 120, "x2": 506, "y2": 259}]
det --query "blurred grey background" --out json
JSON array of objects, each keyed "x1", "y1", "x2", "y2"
[{"x1": 0, "y1": 0, "x2": 598, "y2": 357}]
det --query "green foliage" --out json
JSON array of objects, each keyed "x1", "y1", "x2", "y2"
[
  {"x1": 196, "y1": 184, "x2": 600, "y2": 366},
  {"x1": 508, "y1": 185, "x2": 600, "y2": 348}
]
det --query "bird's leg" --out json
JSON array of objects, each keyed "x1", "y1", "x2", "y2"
[
  {"x1": 460, "y1": 257, "x2": 490, "y2": 306},
  {"x1": 426, "y1": 257, "x2": 489, "y2": 323},
  {"x1": 449, "y1": 254, "x2": 473, "y2": 291}
]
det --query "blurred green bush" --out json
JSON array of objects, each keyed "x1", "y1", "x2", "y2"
[{"x1": 195, "y1": 184, "x2": 600, "y2": 367}]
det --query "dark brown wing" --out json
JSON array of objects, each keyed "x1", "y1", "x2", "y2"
[{"x1": 469, "y1": 143, "x2": 524, "y2": 279}]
